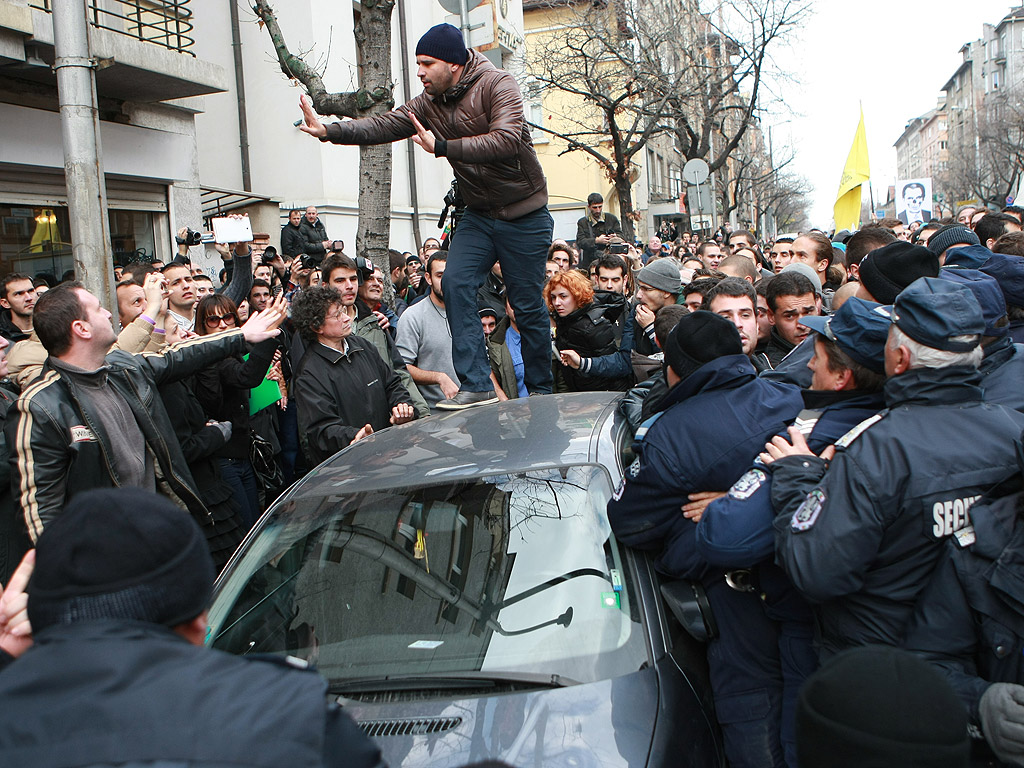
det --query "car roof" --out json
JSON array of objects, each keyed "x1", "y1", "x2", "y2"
[{"x1": 285, "y1": 392, "x2": 622, "y2": 499}]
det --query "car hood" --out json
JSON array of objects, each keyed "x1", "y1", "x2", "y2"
[{"x1": 341, "y1": 668, "x2": 659, "y2": 768}]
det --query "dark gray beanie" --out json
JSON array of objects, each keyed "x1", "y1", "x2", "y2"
[
  {"x1": 927, "y1": 224, "x2": 981, "y2": 256},
  {"x1": 637, "y1": 259, "x2": 682, "y2": 295},
  {"x1": 28, "y1": 488, "x2": 215, "y2": 632}
]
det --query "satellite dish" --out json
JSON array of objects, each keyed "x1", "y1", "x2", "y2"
[
  {"x1": 682, "y1": 158, "x2": 710, "y2": 186},
  {"x1": 438, "y1": 0, "x2": 485, "y2": 13}
]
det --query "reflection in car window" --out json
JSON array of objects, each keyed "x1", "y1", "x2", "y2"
[{"x1": 209, "y1": 465, "x2": 647, "y2": 687}]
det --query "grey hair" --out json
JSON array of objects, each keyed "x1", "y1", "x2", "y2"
[{"x1": 888, "y1": 325, "x2": 983, "y2": 370}]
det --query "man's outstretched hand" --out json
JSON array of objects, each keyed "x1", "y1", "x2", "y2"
[
  {"x1": 298, "y1": 94, "x2": 327, "y2": 139},
  {"x1": 406, "y1": 111, "x2": 436, "y2": 154}
]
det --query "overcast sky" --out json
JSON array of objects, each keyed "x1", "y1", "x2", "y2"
[{"x1": 766, "y1": 0, "x2": 1018, "y2": 229}]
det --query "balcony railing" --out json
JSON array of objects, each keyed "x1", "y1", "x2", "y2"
[{"x1": 29, "y1": 0, "x2": 195, "y2": 56}]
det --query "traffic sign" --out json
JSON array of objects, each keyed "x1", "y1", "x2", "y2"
[
  {"x1": 683, "y1": 158, "x2": 710, "y2": 186},
  {"x1": 687, "y1": 182, "x2": 713, "y2": 216}
]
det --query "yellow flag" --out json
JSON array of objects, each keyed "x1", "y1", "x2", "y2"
[{"x1": 834, "y1": 108, "x2": 870, "y2": 232}]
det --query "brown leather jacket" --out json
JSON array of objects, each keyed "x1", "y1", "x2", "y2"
[{"x1": 322, "y1": 50, "x2": 547, "y2": 221}]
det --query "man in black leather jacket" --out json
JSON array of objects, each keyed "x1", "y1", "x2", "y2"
[{"x1": 7, "y1": 283, "x2": 283, "y2": 543}]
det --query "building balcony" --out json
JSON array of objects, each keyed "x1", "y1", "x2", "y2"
[{"x1": 0, "y1": 0, "x2": 226, "y2": 104}]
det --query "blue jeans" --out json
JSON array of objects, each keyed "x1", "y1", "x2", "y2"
[
  {"x1": 442, "y1": 206, "x2": 554, "y2": 394},
  {"x1": 219, "y1": 457, "x2": 261, "y2": 533}
]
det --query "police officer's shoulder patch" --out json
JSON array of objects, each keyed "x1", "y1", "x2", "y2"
[
  {"x1": 628, "y1": 457, "x2": 641, "y2": 478},
  {"x1": 834, "y1": 413, "x2": 885, "y2": 451},
  {"x1": 729, "y1": 468, "x2": 766, "y2": 500},
  {"x1": 791, "y1": 489, "x2": 826, "y2": 532}
]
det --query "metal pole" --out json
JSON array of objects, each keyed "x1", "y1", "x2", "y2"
[
  {"x1": 53, "y1": 0, "x2": 114, "y2": 311},
  {"x1": 459, "y1": 0, "x2": 471, "y2": 47},
  {"x1": 229, "y1": 0, "x2": 252, "y2": 192}
]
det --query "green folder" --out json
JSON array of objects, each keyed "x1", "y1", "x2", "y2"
[{"x1": 245, "y1": 353, "x2": 282, "y2": 415}]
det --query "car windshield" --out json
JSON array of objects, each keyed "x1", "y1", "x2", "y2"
[{"x1": 208, "y1": 464, "x2": 648, "y2": 687}]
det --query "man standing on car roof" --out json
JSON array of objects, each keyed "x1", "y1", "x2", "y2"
[{"x1": 298, "y1": 23, "x2": 552, "y2": 410}]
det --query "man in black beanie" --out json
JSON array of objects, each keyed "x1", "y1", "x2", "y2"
[
  {"x1": 298, "y1": 23, "x2": 552, "y2": 411},
  {"x1": 0, "y1": 488, "x2": 383, "y2": 768},
  {"x1": 608, "y1": 311, "x2": 803, "y2": 768},
  {"x1": 855, "y1": 240, "x2": 940, "y2": 304},
  {"x1": 796, "y1": 646, "x2": 969, "y2": 768}
]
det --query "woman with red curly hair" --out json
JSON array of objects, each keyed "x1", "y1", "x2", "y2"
[{"x1": 544, "y1": 269, "x2": 633, "y2": 392}]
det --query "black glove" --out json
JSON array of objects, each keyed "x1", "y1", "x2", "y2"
[{"x1": 980, "y1": 683, "x2": 1024, "y2": 766}]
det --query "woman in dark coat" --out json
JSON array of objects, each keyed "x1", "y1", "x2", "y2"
[
  {"x1": 157, "y1": 319, "x2": 245, "y2": 569},
  {"x1": 194, "y1": 294, "x2": 281, "y2": 531},
  {"x1": 544, "y1": 269, "x2": 633, "y2": 392}
]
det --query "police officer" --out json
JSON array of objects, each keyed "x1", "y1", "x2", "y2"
[
  {"x1": 607, "y1": 311, "x2": 804, "y2": 768},
  {"x1": 0, "y1": 488, "x2": 383, "y2": 768},
  {"x1": 939, "y1": 267, "x2": 1024, "y2": 413},
  {"x1": 769, "y1": 277, "x2": 1024, "y2": 659},
  {"x1": 903, "y1": 482, "x2": 1024, "y2": 767},
  {"x1": 695, "y1": 297, "x2": 889, "y2": 766}
]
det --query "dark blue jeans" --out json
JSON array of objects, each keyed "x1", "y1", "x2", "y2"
[
  {"x1": 442, "y1": 206, "x2": 554, "y2": 394},
  {"x1": 219, "y1": 457, "x2": 260, "y2": 533}
]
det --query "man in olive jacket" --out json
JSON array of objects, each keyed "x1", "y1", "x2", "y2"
[{"x1": 298, "y1": 23, "x2": 552, "y2": 409}]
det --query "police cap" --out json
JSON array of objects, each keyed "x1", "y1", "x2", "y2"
[
  {"x1": 799, "y1": 298, "x2": 890, "y2": 374},
  {"x1": 891, "y1": 277, "x2": 984, "y2": 352}
]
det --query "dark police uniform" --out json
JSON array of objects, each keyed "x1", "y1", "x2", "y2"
[
  {"x1": 980, "y1": 336, "x2": 1024, "y2": 413},
  {"x1": 903, "y1": 489, "x2": 1024, "y2": 765},
  {"x1": 695, "y1": 389, "x2": 884, "y2": 767},
  {"x1": 771, "y1": 366, "x2": 1024, "y2": 659},
  {"x1": 0, "y1": 619, "x2": 383, "y2": 768},
  {"x1": 608, "y1": 354, "x2": 803, "y2": 768}
]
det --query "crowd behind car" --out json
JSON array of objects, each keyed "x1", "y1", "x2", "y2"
[{"x1": 3, "y1": 200, "x2": 1024, "y2": 766}]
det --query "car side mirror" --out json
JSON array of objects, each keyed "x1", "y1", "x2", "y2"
[{"x1": 660, "y1": 580, "x2": 717, "y2": 643}]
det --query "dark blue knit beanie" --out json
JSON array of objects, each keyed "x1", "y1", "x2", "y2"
[{"x1": 416, "y1": 23, "x2": 468, "y2": 65}]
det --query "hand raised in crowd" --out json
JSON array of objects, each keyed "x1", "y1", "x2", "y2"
[
  {"x1": 759, "y1": 426, "x2": 836, "y2": 466},
  {"x1": 635, "y1": 303, "x2": 656, "y2": 330},
  {"x1": 390, "y1": 403, "x2": 415, "y2": 425},
  {"x1": 241, "y1": 294, "x2": 287, "y2": 344},
  {"x1": 406, "y1": 110, "x2": 436, "y2": 154},
  {"x1": 266, "y1": 353, "x2": 288, "y2": 410},
  {"x1": 373, "y1": 310, "x2": 390, "y2": 331},
  {"x1": 408, "y1": 270, "x2": 422, "y2": 289},
  {"x1": 682, "y1": 491, "x2": 727, "y2": 523},
  {"x1": 0, "y1": 550, "x2": 35, "y2": 659},
  {"x1": 559, "y1": 349, "x2": 582, "y2": 370},
  {"x1": 142, "y1": 272, "x2": 169, "y2": 319},
  {"x1": 298, "y1": 94, "x2": 327, "y2": 139}
]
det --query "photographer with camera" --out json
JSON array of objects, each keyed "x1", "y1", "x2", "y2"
[
  {"x1": 299, "y1": 23, "x2": 552, "y2": 408},
  {"x1": 576, "y1": 192, "x2": 622, "y2": 271}
]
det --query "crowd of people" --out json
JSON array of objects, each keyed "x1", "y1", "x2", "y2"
[{"x1": 3, "y1": 17, "x2": 1024, "y2": 767}]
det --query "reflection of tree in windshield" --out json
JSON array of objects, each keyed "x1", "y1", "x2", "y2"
[
  {"x1": 211, "y1": 466, "x2": 646, "y2": 686},
  {"x1": 502, "y1": 475, "x2": 587, "y2": 543}
]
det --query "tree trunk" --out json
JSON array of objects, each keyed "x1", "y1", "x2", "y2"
[
  {"x1": 615, "y1": 175, "x2": 635, "y2": 243},
  {"x1": 354, "y1": 0, "x2": 396, "y2": 280}
]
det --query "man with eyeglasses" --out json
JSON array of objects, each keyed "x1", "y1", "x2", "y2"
[{"x1": 898, "y1": 182, "x2": 932, "y2": 226}]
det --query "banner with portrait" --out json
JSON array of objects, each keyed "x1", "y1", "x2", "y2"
[{"x1": 895, "y1": 178, "x2": 934, "y2": 225}]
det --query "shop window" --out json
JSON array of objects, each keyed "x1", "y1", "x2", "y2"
[{"x1": 0, "y1": 205, "x2": 155, "y2": 283}]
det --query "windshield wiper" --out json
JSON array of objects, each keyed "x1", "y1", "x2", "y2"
[{"x1": 330, "y1": 670, "x2": 579, "y2": 694}]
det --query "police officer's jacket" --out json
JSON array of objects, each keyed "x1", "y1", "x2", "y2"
[
  {"x1": 607, "y1": 354, "x2": 803, "y2": 580},
  {"x1": 696, "y1": 388, "x2": 884, "y2": 569},
  {"x1": 980, "y1": 336, "x2": 1024, "y2": 412},
  {"x1": 903, "y1": 489, "x2": 1024, "y2": 732},
  {"x1": 0, "y1": 620, "x2": 383, "y2": 768},
  {"x1": 771, "y1": 365, "x2": 1024, "y2": 658}
]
